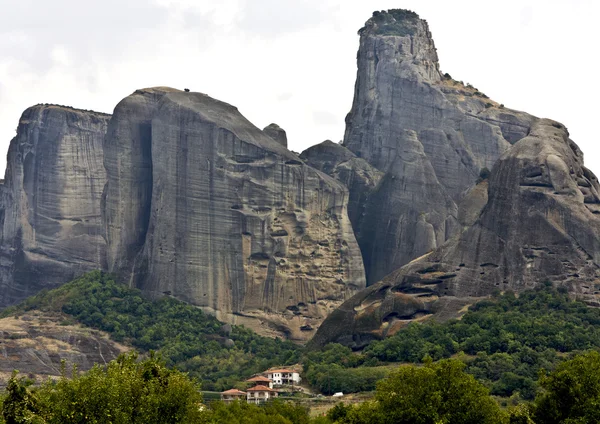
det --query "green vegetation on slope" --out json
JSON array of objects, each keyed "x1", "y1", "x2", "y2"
[
  {"x1": 6, "y1": 350, "x2": 600, "y2": 423},
  {"x1": 1, "y1": 271, "x2": 300, "y2": 391},
  {"x1": 5, "y1": 272, "x2": 600, "y2": 401},
  {"x1": 0, "y1": 353, "x2": 322, "y2": 424},
  {"x1": 306, "y1": 284, "x2": 600, "y2": 399}
]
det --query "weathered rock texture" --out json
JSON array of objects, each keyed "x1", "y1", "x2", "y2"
[
  {"x1": 104, "y1": 88, "x2": 365, "y2": 341},
  {"x1": 0, "y1": 310, "x2": 128, "y2": 388},
  {"x1": 333, "y1": 9, "x2": 536, "y2": 284},
  {"x1": 300, "y1": 141, "x2": 383, "y2": 237},
  {"x1": 0, "y1": 105, "x2": 109, "y2": 307},
  {"x1": 263, "y1": 123, "x2": 288, "y2": 148},
  {"x1": 311, "y1": 10, "x2": 600, "y2": 348},
  {"x1": 313, "y1": 117, "x2": 600, "y2": 349}
]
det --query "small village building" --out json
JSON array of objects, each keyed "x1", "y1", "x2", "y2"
[
  {"x1": 265, "y1": 369, "x2": 301, "y2": 386},
  {"x1": 246, "y1": 385, "x2": 277, "y2": 404},
  {"x1": 220, "y1": 389, "x2": 246, "y2": 403},
  {"x1": 247, "y1": 375, "x2": 274, "y2": 389}
]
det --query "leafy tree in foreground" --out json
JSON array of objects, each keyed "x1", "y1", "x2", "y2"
[
  {"x1": 2, "y1": 353, "x2": 207, "y2": 424},
  {"x1": 334, "y1": 360, "x2": 507, "y2": 424},
  {"x1": 533, "y1": 350, "x2": 600, "y2": 424}
]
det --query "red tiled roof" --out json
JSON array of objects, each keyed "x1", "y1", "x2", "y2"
[
  {"x1": 247, "y1": 385, "x2": 274, "y2": 392},
  {"x1": 267, "y1": 369, "x2": 295, "y2": 373},
  {"x1": 247, "y1": 376, "x2": 272, "y2": 382},
  {"x1": 221, "y1": 389, "x2": 246, "y2": 395}
]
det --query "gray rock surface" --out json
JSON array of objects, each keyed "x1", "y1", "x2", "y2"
[
  {"x1": 339, "y1": 9, "x2": 536, "y2": 284},
  {"x1": 300, "y1": 141, "x2": 383, "y2": 240},
  {"x1": 103, "y1": 87, "x2": 176, "y2": 281},
  {"x1": 0, "y1": 105, "x2": 109, "y2": 307},
  {"x1": 104, "y1": 88, "x2": 366, "y2": 341},
  {"x1": 313, "y1": 119, "x2": 600, "y2": 348},
  {"x1": 263, "y1": 123, "x2": 288, "y2": 148}
]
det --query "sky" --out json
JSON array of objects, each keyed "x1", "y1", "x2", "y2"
[{"x1": 0, "y1": 0, "x2": 599, "y2": 175}]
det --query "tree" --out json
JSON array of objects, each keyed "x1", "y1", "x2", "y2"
[
  {"x1": 2, "y1": 372, "x2": 43, "y2": 424},
  {"x1": 533, "y1": 351, "x2": 600, "y2": 424},
  {"x1": 2, "y1": 353, "x2": 207, "y2": 424},
  {"x1": 337, "y1": 360, "x2": 506, "y2": 424}
]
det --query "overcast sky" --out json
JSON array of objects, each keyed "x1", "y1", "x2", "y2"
[{"x1": 1, "y1": 0, "x2": 598, "y2": 175}]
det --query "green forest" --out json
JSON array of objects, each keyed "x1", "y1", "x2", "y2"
[
  {"x1": 5, "y1": 272, "x2": 600, "y2": 421},
  {"x1": 4, "y1": 351, "x2": 600, "y2": 423},
  {"x1": 305, "y1": 283, "x2": 600, "y2": 399}
]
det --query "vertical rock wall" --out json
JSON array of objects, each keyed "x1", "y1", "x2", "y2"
[
  {"x1": 0, "y1": 105, "x2": 109, "y2": 306},
  {"x1": 336, "y1": 10, "x2": 535, "y2": 283},
  {"x1": 104, "y1": 89, "x2": 366, "y2": 340}
]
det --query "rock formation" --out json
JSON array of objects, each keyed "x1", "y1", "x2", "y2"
[
  {"x1": 300, "y1": 140, "x2": 383, "y2": 236},
  {"x1": 0, "y1": 105, "x2": 109, "y2": 307},
  {"x1": 320, "y1": 9, "x2": 536, "y2": 284},
  {"x1": 263, "y1": 123, "x2": 288, "y2": 148},
  {"x1": 314, "y1": 118, "x2": 600, "y2": 347},
  {"x1": 0, "y1": 310, "x2": 128, "y2": 388},
  {"x1": 309, "y1": 10, "x2": 600, "y2": 348},
  {"x1": 0, "y1": 91, "x2": 365, "y2": 341},
  {"x1": 104, "y1": 88, "x2": 365, "y2": 341},
  {"x1": 2, "y1": 8, "x2": 599, "y2": 349}
]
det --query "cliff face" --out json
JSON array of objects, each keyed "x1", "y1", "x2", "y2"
[
  {"x1": 300, "y1": 141, "x2": 383, "y2": 236},
  {"x1": 314, "y1": 118, "x2": 600, "y2": 348},
  {"x1": 0, "y1": 91, "x2": 365, "y2": 341},
  {"x1": 336, "y1": 10, "x2": 536, "y2": 284},
  {"x1": 104, "y1": 88, "x2": 365, "y2": 341},
  {"x1": 0, "y1": 105, "x2": 109, "y2": 307}
]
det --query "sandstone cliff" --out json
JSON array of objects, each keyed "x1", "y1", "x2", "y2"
[
  {"x1": 0, "y1": 105, "x2": 109, "y2": 307},
  {"x1": 329, "y1": 9, "x2": 536, "y2": 284},
  {"x1": 314, "y1": 119, "x2": 600, "y2": 347},
  {"x1": 311, "y1": 10, "x2": 600, "y2": 348},
  {"x1": 104, "y1": 88, "x2": 366, "y2": 341}
]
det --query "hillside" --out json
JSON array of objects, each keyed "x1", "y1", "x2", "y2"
[
  {"x1": 305, "y1": 284, "x2": 600, "y2": 400},
  {"x1": 1, "y1": 271, "x2": 300, "y2": 391},
  {"x1": 0, "y1": 310, "x2": 127, "y2": 388}
]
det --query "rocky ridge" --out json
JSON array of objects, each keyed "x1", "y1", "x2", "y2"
[
  {"x1": 311, "y1": 10, "x2": 600, "y2": 348},
  {"x1": 0, "y1": 310, "x2": 128, "y2": 388},
  {"x1": 320, "y1": 9, "x2": 536, "y2": 284},
  {"x1": 104, "y1": 88, "x2": 365, "y2": 341}
]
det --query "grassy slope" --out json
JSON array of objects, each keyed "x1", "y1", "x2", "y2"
[{"x1": 1, "y1": 271, "x2": 300, "y2": 391}]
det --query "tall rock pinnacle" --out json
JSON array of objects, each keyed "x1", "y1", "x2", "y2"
[{"x1": 309, "y1": 9, "x2": 535, "y2": 284}]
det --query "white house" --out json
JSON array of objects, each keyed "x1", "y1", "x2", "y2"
[
  {"x1": 265, "y1": 369, "x2": 301, "y2": 386},
  {"x1": 246, "y1": 385, "x2": 277, "y2": 404}
]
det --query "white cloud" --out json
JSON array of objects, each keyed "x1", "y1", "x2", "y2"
[{"x1": 0, "y1": 0, "x2": 598, "y2": 175}]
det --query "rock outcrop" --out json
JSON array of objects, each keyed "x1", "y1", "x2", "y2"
[
  {"x1": 310, "y1": 9, "x2": 600, "y2": 348},
  {"x1": 104, "y1": 88, "x2": 366, "y2": 341},
  {"x1": 0, "y1": 310, "x2": 128, "y2": 388},
  {"x1": 263, "y1": 123, "x2": 288, "y2": 148},
  {"x1": 334, "y1": 9, "x2": 536, "y2": 284},
  {"x1": 300, "y1": 141, "x2": 383, "y2": 237},
  {"x1": 313, "y1": 118, "x2": 600, "y2": 348},
  {"x1": 0, "y1": 105, "x2": 109, "y2": 307}
]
